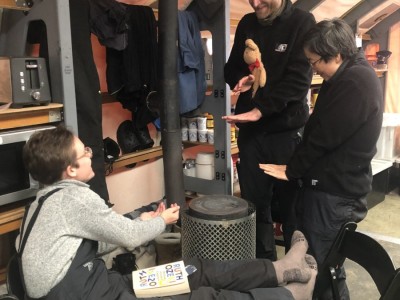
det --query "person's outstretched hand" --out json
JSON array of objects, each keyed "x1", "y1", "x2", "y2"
[
  {"x1": 140, "y1": 202, "x2": 167, "y2": 221},
  {"x1": 222, "y1": 107, "x2": 262, "y2": 124},
  {"x1": 160, "y1": 203, "x2": 180, "y2": 224},
  {"x1": 259, "y1": 164, "x2": 289, "y2": 181},
  {"x1": 232, "y1": 75, "x2": 255, "y2": 95}
]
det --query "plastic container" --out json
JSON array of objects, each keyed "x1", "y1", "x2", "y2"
[
  {"x1": 230, "y1": 126, "x2": 236, "y2": 142},
  {"x1": 197, "y1": 116, "x2": 207, "y2": 131},
  {"x1": 188, "y1": 128, "x2": 197, "y2": 142},
  {"x1": 187, "y1": 117, "x2": 198, "y2": 130},
  {"x1": 196, "y1": 152, "x2": 214, "y2": 180},
  {"x1": 206, "y1": 114, "x2": 214, "y2": 129},
  {"x1": 207, "y1": 129, "x2": 214, "y2": 144},
  {"x1": 181, "y1": 127, "x2": 188, "y2": 141},
  {"x1": 374, "y1": 113, "x2": 400, "y2": 161},
  {"x1": 198, "y1": 130, "x2": 208, "y2": 143}
]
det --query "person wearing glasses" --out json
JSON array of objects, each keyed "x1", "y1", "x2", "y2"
[
  {"x1": 223, "y1": 0, "x2": 316, "y2": 260},
  {"x1": 17, "y1": 125, "x2": 319, "y2": 299},
  {"x1": 260, "y1": 18, "x2": 383, "y2": 299}
]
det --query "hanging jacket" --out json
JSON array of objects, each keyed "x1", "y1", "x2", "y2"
[
  {"x1": 177, "y1": 10, "x2": 206, "y2": 114},
  {"x1": 88, "y1": 0, "x2": 129, "y2": 51},
  {"x1": 105, "y1": 4, "x2": 158, "y2": 127}
]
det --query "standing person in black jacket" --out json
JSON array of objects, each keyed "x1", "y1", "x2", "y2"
[
  {"x1": 223, "y1": 0, "x2": 315, "y2": 260},
  {"x1": 260, "y1": 18, "x2": 384, "y2": 299}
]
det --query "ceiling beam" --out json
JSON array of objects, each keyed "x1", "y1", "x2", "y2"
[
  {"x1": 343, "y1": 0, "x2": 389, "y2": 31},
  {"x1": 368, "y1": 10, "x2": 400, "y2": 39},
  {"x1": 293, "y1": 0, "x2": 325, "y2": 11}
]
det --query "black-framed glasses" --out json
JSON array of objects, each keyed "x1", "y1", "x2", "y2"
[
  {"x1": 76, "y1": 146, "x2": 93, "y2": 160},
  {"x1": 309, "y1": 57, "x2": 323, "y2": 67}
]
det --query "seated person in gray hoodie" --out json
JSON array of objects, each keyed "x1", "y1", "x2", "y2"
[{"x1": 17, "y1": 125, "x2": 317, "y2": 300}]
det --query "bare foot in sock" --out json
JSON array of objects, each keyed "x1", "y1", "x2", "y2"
[
  {"x1": 284, "y1": 254, "x2": 318, "y2": 300},
  {"x1": 272, "y1": 231, "x2": 310, "y2": 285}
]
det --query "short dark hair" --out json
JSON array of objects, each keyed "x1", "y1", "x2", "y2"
[
  {"x1": 23, "y1": 126, "x2": 77, "y2": 185},
  {"x1": 303, "y1": 18, "x2": 358, "y2": 62}
]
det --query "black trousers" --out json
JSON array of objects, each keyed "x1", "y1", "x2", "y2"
[
  {"x1": 161, "y1": 258, "x2": 294, "y2": 300},
  {"x1": 296, "y1": 188, "x2": 368, "y2": 300},
  {"x1": 36, "y1": 239, "x2": 294, "y2": 300},
  {"x1": 237, "y1": 127, "x2": 301, "y2": 259}
]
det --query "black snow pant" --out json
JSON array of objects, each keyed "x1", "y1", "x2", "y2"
[
  {"x1": 296, "y1": 187, "x2": 367, "y2": 300},
  {"x1": 33, "y1": 239, "x2": 294, "y2": 300},
  {"x1": 237, "y1": 127, "x2": 302, "y2": 259}
]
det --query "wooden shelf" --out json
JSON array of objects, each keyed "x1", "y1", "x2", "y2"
[
  {"x1": 112, "y1": 146, "x2": 164, "y2": 169},
  {"x1": 311, "y1": 75, "x2": 323, "y2": 86},
  {"x1": 375, "y1": 69, "x2": 388, "y2": 78},
  {"x1": 231, "y1": 141, "x2": 238, "y2": 154},
  {"x1": 182, "y1": 141, "x2": 214, "y2": 147},
  {"x1": 111, "y1": 142, "x2": 240, "y2": 169},
  {"x1": 0, "y1": 199, "x2": 29, "y2": 235},
  {"x1": 0, "y1": 0, "x2": 31, "y2": 11},
  {"x1": 0, "y1": 103, "x2": 63, "y2": 130}
]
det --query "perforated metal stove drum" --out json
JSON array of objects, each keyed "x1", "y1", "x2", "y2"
[{"x1": 181, "y1": 195, "x2": 256, "y2": 260}]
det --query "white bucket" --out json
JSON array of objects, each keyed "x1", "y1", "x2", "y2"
[{"x1": 196, "y1": 152, "x2": 214, "y2": 180}]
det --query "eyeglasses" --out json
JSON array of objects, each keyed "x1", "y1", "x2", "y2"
[
  {"x1": 76, "y1": 146, "x2": 93, "y2": 160},
  {"x1": 309, "y1": 57, "x2": 323, "y2": 67}
]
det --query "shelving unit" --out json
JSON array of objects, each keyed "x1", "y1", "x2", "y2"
[
  {"x1": 111, "y1": 142, "x2": 239, "y2": 169},
  {"x1": 0, "y1": 103, "x2": 63, "y2": 130},
  {"x1": 0, "y1": 0, "x2": 78, "y2": 133},
  {"x1": 181, "y1": 1, "x2": 233, "y2": 196},
  {"x1": 112, "y1": 146, "x2": 163, "y2": 169}
]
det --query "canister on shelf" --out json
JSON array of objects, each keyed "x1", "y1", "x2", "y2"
[
  {"x1": 197, "y1": 116, "x2": 207, "y2": 131},
  {"x1": 181, "y1": 127, "x2": 188, "y2": 141},
  {"x1": 198, "y1": 130, "x2": 208, "y2": 143},
  {"x1": 206, "y1": 114, "x2": 214, "y2": 129},
  {"x1": 230, "y1": 126, "x2": 236, "y2": 142},
  {"x1": 207, "y1": 129, "x2": 214, "y2": 144},
  {"x1": 188, "y1": 128, "x2": 197, "y2": 142},
  {"x1": 195, "y1": 152, "x2": 214, "y2": 180}
]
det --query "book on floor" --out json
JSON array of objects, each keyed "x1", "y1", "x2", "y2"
[{"x1": 132, "y1": 260, "x2": 190, "y2": 298}]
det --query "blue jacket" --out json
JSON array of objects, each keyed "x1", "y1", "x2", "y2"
[{"x1": 178, "y1": 10, "x2": 206, "y2": 114}]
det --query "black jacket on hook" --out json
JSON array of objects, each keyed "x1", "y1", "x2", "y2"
[
  {"x1": 90, "y1": 3, "x2": 158, "y2": 128},
  {"x1": 88, "y1": 0, "x2": 129, "y2": 51}
]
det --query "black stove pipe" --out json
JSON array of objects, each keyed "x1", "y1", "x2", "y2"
[{"x1": 158, "y1": 0, "x2": 186, "y2": 208}]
